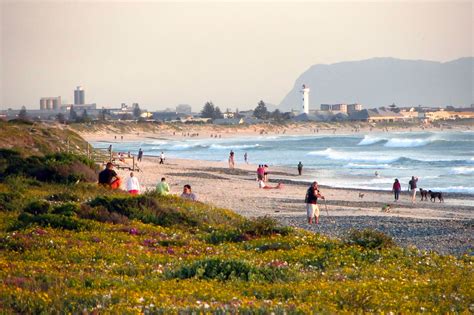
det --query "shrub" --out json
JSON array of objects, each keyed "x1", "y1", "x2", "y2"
[
  {"x1": 77, "y1": 204, "x2": 129, "y2": 225},
  {"x1": 46, "y1": 192, "x2": 80, "y2": 202},
  {"x1": 345, "y1": 229, "x2": 395, "y2": 250},
  {"x1": 241, "y1": 216, "x2": 293, "y2": 237},
  {"x1": 24, "y1": 200, "x2": 50, "y2": 216},
  {"x1": 16, "y1": 212, "x2": 86, "y2": 230},
  {"x1": 51, "y1": 203, "x2": 80, "y2": 217},
  {"x1": 0, "y1": 150, "x2": 97, "y2": 184},
  {"x1": 0, "y1": 191, "x2": 23, "y2": 212},
  {"x1": 167, "y1": 258, "x2": 291, "y2": 282},
  {"x1": 88, "y1": 195, "x2": 198, "y2": 227}
]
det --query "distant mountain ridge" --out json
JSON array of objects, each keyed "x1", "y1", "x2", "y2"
[{"x1": 278, "y1": 57, "x2": 473, "y2": 110}]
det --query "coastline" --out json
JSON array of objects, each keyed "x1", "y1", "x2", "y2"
[{"x1": 93, "y1": 152, "x2": 474, "y2": 255}]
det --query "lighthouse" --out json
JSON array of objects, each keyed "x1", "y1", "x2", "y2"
[{"x1": 301, "y1": 84, "x2": 310, "y2": 114}]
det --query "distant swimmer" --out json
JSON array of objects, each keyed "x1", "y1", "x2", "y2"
[
  {"x1": 244, "y1": 152, "x2": 248, "y2": 164},
  {"x1": 375, "y1": 171, "x2": 379, "y2": 177}
]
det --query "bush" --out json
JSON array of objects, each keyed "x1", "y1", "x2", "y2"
[
  {"x1": 0, "y1": 150, "x2": 97, "y2": 184},
  {"x1": 167, "y1": 258, "x2": 291, "y2": 282},
  {"x1": 46, "y1": 192, "x2": 80, "y2": 202},
  {"x1": 77, "y1": 205, "x2": 129, "y2": 225},
  {"x1": 51, "y1": 203, "x2": 80, "y2": 217},
  {"x1": 345, "y1": 229, "x2": 395, "y2": 250},
  {"x1": 241, "y1": 216, "x2": 293, "y2": 237},
  {"x1": 0, "y1": 191, "x2": 23, "y2": 212},
  {"x1": 16, "y1": 212, "x2": 86, "y2": 230},
  {"x1": 24, "y1": 200, "x2": 50, "y2": 216},
  {"x1": 88, "y1": 195, "x2": 198, "y2": 227}
]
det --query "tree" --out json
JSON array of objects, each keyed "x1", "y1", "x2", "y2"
[
  {"x1": 214, "y1": 106, "x2": 223, "y2": 119},
  {"x1": 133, "y1": 104, "x2": 142, "y2": 119},
  {"x1": 69, "y1": 106, "x2": 78, "y2": 121},
  {"x1": 18, "y1": 106, "x2": 28, "y2": 120},
  {"x1": 99, "y1": 108, "x2": 107, "y2": 121},
  {"x1": 201, "y1": 102, "x2": 216, "y2": 118},
  {"x1": 271, "y1": 109, "x2": 283, "y2": 122},
  {"x1": 253, "y1": 100, "x2": 269, "y2": 119},
  {"x1": 81, "y1": 109, "x2": 91, "y2": 122},
  {"x1": 56, "y1": 113, "x2": 66, "y2": 124}
]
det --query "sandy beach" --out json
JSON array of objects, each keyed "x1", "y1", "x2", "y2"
[{"x1": 98, "y1": 154, "x2": 473, "y2": 256}]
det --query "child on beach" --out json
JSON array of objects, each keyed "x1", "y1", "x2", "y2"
[{"x1": 126, "y1": 172, "x2": 141, "y2": 195}]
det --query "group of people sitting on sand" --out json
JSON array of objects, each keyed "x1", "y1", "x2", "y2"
[{"x1": 98, "y1": 162, "x2": 197, "y2": 201}]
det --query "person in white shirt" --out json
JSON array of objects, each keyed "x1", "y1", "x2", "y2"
[
  {"x1": 126, "y1": 172, "x2": 141, "y2": 195},
  {"x1": 159, "y1": 152, "x2": 165, "y2": 164}
]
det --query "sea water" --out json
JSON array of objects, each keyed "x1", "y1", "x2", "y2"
[{"x1": 91, "y1": 130, "x2": 474, "y2": 194}]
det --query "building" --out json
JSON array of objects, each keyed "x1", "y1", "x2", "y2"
[
  {"x1": 301, "y1": 84, "x2": 310, "y2": 114},
  {"x1": 349, "y1": 109, "x2": 404, "y2": 122},
  {"x1": 213, "y1": 118, "x2": 244, "y2": 125},
  {"x1": 74, "y1": 86, "x2": 85, "y2": 105},
  {"x1": 40, "y1": 97, "x2": 61, "y2": 110},
  {"x1": 347, "y1": 103, "x2": 363, "y2": 112},
  {"x1": 176, "y1": 104, "x2": 192, "y2": 114},
  {"x1": 321, "y1": 103, "x2": 348, "y2": 113}
]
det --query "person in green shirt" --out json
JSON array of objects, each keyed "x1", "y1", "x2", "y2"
[{"x1": 156, "y1": 177, "x2": 170, "y2": 195}]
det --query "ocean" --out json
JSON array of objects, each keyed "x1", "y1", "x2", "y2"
[{"x1": 91, "y1": 130, "x2": 474, "y2": 194}]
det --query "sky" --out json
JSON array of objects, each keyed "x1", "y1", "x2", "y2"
[{"x1": 1, "y1": 0, "x2": 472, "y2": 111}]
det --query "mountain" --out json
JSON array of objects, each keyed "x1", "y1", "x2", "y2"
[{"x1": 278, "y1": 57, "x2": 473, "y2": 111}]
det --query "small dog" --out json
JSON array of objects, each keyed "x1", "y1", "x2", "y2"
[
  {"x1": 419, "y1": 188, "x2": 428, "y2": 201},
  {"x1": 358, "y1": 192, "x2": 365, "y2": 199},
  {"x1": 428, "y1": 190, "x2": 444, "y2": 203}
]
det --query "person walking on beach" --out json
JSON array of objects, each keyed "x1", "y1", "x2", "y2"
[
  {"x1": 98, "y1": 162, "x2": 122, "y2": 190},
  {"x1": 159, "y1": 152, "x2": 165, "y2": 164},
  {"x1": 137, "y1": 148, "x2": 143, "y2": 162},
  {"x1": 156, "y1": 177, "x2": 170, "y2": 196},
  {"x1": 392, "y1": 178, "x2": 401, "y2": 202},
  {"x1": 263, "y1": 165, "x2": 269, "y2": 182},
  {"x1": 305, "y1": 181, "x2": 324, "y2": 224},
  {"x1": 257, "y1": 165, "x2": 264, "y2": 181},
  {"x1": 244, "y1": 152, "x2": 248, "y2": 164},
  {"x1": 126, "y1": 172, "x2": 141, "y2": 195},
  {"x1": 228, "y1": 150, "x2": 235, "y2": 168},
  {"x1": 297, "y1": 162, "x2": 303, "y2": 176},
  {"x1": 181, "y1": 184, "x2": 197, "y2": 201},
  {"x1": 408, "y1": 176, "x2": 418, "y2": 203}
]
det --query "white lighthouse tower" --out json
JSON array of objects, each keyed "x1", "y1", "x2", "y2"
[{"x1": 301, "y1": 84, "x2": 310, "y2": 114}]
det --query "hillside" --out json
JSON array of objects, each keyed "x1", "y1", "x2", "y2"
[
  {"x1": 279, "y1": 57, "x2": 474, "y2": 111},
  {"x1": 0, "y1": 125, "x2": 472, "y2": 313},
  {"x1": 0, "y1": 120, "x2": 89, "y2": 156}
]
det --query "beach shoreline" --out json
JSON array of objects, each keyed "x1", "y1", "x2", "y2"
[{"x1": 94, "y1": 153, "x2": 473, "y2": 255}]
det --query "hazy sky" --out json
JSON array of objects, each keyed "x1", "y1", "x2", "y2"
[{"x1": 1, "y1": 1, "x2": 472, "y2": 110}]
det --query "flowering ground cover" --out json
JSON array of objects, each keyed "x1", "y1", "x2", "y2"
[{"x1": 0, "y1": 176, "x2": 473, "y2": 314}]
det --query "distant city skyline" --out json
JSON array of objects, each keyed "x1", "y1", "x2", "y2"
[{"x1": 1, "y1": 1, "x2": 472, "y2": 110}]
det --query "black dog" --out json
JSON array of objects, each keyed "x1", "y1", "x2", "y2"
[
  {"x1": 428, "y1": 190, "x2": 444, "y2": 202},
  {"x1": 419, "y1": 188, "x2": 428, "y2": 201}
]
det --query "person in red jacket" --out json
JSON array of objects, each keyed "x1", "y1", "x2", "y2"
[{"x1": 392, "y1": 178, "x2": 401, "y2": 202}]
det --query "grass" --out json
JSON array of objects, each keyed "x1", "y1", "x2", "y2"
[
  {"x1": 0, "y1": 178, "x2": 472, "y2": 313},
  {"x1": 0, "y1": 125, "x2": 473, "y2": 313}
]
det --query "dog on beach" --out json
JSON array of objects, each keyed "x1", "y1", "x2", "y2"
[
  {"x1": 428, "y1": 190, "x2": 444, "y2": 203},
  {"x1": 358, "y1": 192, "x2": 365, "y2": 199},
  {"x1": 419, "y1": 188, "x2": 428, "y2": 201}
]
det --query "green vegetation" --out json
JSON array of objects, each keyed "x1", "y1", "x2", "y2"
[{"x1": 0, "y1": 127, "x2": 472, "y2": 313}]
